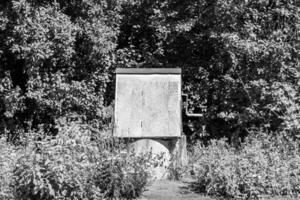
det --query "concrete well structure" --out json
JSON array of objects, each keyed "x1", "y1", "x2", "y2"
[{"x1": 114, "y1": 68, "x2": 187, "y2": 179}]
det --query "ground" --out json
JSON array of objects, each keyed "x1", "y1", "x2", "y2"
[
  {"x1": 138, "y1": 179, "x2": 214, "y2": 200},
  {"x1": 138, "y1": 179, "x2": 298, "y2": 200}
]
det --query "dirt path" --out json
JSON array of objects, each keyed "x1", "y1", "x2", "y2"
[
  {"x1": 138, "y1": 179, "x2": 215, "y2": 200},
  {"x1": 139, "y1": 180, "x2": 299, "y2": 200}
]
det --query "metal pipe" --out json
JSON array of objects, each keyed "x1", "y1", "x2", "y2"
[{"x1": 182, "y1": 94, "x2": 203, "y2": 117}]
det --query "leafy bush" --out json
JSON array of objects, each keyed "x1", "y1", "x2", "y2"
[
  {"x1": 0, "y1": 137, "x2": 20, "y2": 200},
  {"x1": 8, "y1": 121, "x2": 157, "y2": 200},
  {"x1": 95, "y1": 150, "x2": 156, "y2": 199},
  {"x1": 191, "y1": 131, "x2": 300, "y2": 199}
]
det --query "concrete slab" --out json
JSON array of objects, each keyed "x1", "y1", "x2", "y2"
[{"x1": 114, "y1": 73, "x2": 181, "y2": 138}]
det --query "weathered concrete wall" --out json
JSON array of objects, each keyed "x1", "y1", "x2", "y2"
[
  {"x1": 114, "y1": 69, "x2": 186, "y2": 179},
  {"x1": 114, "y1": 74, "x2": 181, "y2": 138}
]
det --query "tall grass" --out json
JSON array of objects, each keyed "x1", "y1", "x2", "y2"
[
  {"x1": 191, "y1": 132, "x2": 300, "y2": 199},
  {"x1": 0, "y1": 137, "x2": 21, "y2": 200},
  {"x1": 0, "y1": 122, "x2": 159, "y2": 200}
]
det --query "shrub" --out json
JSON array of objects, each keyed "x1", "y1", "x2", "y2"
[
  {"x1": 0, "y1": 137, "x2": 20, "y2": 200},
  {"x1": 10, "y1": 121, "x2": 157, "y2": 200},
  {"x1": 95, "y1": 150, "x2": 156, "y2": 199},
  {"x1": 191, "y1": 131, "x2": 300, "y2": 199}
]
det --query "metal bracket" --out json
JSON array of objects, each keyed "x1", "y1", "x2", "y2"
[{"x1": 182, "y1": 94, "x2": 203, "y2": 117}]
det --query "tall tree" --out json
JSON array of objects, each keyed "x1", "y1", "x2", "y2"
[
  {"x1": 0, "y1": 0, "x2": 122, "y2": 140},
  {"x1": 118, "y1": 0, "x2": 300, "y2": 143}
]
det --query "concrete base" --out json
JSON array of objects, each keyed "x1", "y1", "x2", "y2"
[{"x1": 127, "y1": 136, "x2": 188, "y2": 179}]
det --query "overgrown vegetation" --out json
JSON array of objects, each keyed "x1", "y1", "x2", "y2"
[
  {"x1": 191, "y1": 132, "x2": 300, "y2": 199},
  {"x1": 0, "y1": 120, "x2": 158, "y2": 200},
  {"x1": 0, "y1": 0, "x2": 299, "y2": 199},
  {"x1": 1, "y1": 0, "x2": 299, "y2": 143}
]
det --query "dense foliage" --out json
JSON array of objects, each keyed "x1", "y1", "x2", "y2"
[
  {"x1": 191, "y1": 132, "x2": 300, "y2": 199},
  {"x1": 1, "y1": 0, "x2": 299, "y2": 143},
  {"x1": 0, "y1": 121, "x2": 158, "y2": 200},
  {"x1": 0, "y1": 0, "x2": 120, "y2": 140},
  {"x1": 117, "y1": 0, "x2": 300, "y2": 144},
  {"x1": 0, "y1": 1, "x2": 299, "y2": 199}
]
